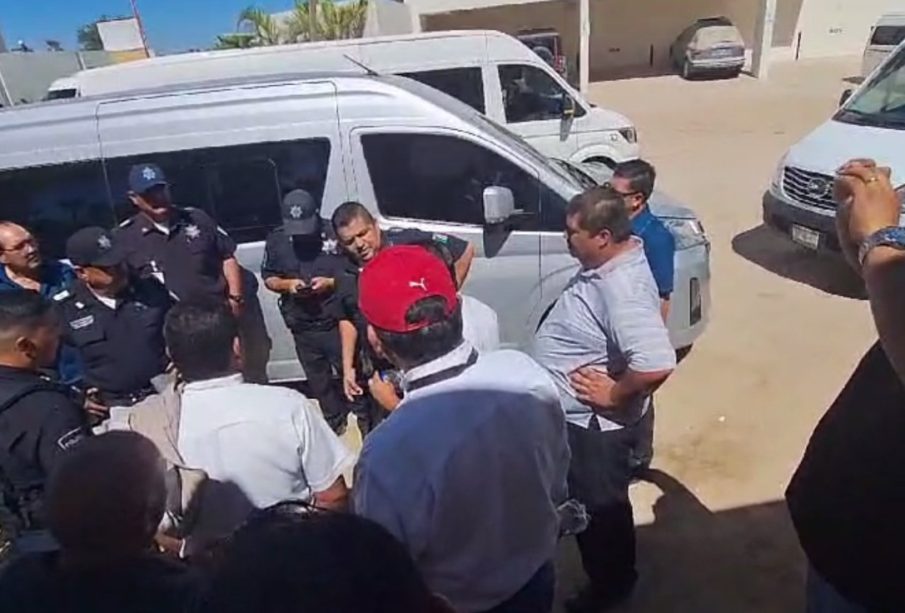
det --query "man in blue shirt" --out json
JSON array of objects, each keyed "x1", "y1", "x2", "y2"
[
  {"x1": 610, "y1": 160, "x2": 676, "y2": 475},
  {"x1": 0, "y1": 222, "x2": 82, "y2": 384},
  {"x1": 610, "y1": 160, "x2": 675, "y2": 319}
]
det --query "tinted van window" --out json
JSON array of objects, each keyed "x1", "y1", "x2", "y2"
[
  {"x1": 104, "y1": 138, "x2": 331, "y2": 243},
  {"x1": 499, "y1": 64, "x2": 584, "y2": 123},
  {"x1": 0, "y1": 161, "x2": 113, "y2": 258},
  {"x1": 871, "y1": 25, "x2": 905, "y2": 47},
  {"x1": 362, "y1": 132, "x2": 567, "y2": 231},
  {"x1": 400, "y1": 68, "x2": 485, "y2": 113}
]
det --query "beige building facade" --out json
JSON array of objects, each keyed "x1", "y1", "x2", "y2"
[{"x1": 408, "y1": 0, "x2": 903, "y2": 80}]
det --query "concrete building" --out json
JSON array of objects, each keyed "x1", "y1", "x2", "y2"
[{"x1": 407, "y1": 0, "x2": 902, "y2": 88}]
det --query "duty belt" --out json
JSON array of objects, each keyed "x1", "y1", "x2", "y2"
[{"x1": 100, "y1": 385, "x2": 155, "y2": 408}]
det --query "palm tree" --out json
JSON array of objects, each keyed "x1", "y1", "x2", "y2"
[
  {"x1": 319, "y1": 0, "x2": 366, "y2": 40},
  {"x1": 214, "y1": 33, "x2": 256, "y2": 49},
  {"x1": 237, "y1": 6, "x2": 284, "y2": 46}
]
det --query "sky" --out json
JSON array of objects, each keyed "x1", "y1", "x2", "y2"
[{"x1": 2, "y1": 0, "x2": 296, "y2": 54}]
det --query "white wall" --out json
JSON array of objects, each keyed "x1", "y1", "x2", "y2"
[{"x1": 795, "y1": 0, "x2": 903, "y2": 59}]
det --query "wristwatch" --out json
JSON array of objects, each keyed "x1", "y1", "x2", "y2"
[{"x1": 859, "y1": 226, "x2": 905, "y2": 266}]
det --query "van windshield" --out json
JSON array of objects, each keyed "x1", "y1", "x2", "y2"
[
  {"x1": 837, "y1": 44, "x2": 905, "y2": 129},
  {"x1": 468, "y1": 111, "x2": 582, "y2": 190}
]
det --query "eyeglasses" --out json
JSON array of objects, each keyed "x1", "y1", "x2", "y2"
[{"x1": 602, "y1": 182, "x2": 640, "y2": 198}]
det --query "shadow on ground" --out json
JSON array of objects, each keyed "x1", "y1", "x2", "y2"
[
  {"x1": 732, "y1": 225, "x2": 866, "y2": 299},
  {"x1": 555, "y1": 470, "x2": 805, "y2": 612}
]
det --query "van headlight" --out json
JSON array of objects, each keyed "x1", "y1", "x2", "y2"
[
  {"x1": 771, "y1": 154, "x2": 788, "y2": 191},
  {"x1": 662, "y1": 218, "x2": 708, "y2": 249},
  {"x1": 618, "y1": 127, "x2": 638, "y2": 143}
]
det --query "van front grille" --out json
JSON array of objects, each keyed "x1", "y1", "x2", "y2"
[{"x1": 782, "y1": 167, "x2": 836, "y2": 210}]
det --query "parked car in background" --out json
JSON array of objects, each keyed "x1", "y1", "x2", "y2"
[
  {"x1": 764, "y1": 36, "x2": 905, "y2": 254},
  {"x1": 670, "y1": 16, "x2": 745, "y2": 80},
  {"x1": 516, "y1": 28, "x2": 568, "y2": 79},
  {"x1": 862, "y1": 12, "x2": 905, "y2": 78},
  {"x1": 44, "y1": 30, "x2": 638, "y2": 168}
]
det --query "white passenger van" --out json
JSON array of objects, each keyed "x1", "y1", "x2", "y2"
[
  {"x1": 765, "y1": 38, "x2": 905, "y2": 253},
  {"x1": 45, "y1": 31, "x2": 639, "y2": 167},
  {"x1": 3, "y1": 73, "x2": 709, "y2": 382},
  {"x1": 862, "y1": 12, "x2": 905, "y2": 78}
]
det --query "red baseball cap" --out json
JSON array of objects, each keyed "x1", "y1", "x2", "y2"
[{"x1": 359, "y1": 245, "x2": 458, "y2": 333}]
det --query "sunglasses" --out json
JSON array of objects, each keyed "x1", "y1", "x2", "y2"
[{"x1": 602, "y1": 182, "x2": 641, "y2": 198}]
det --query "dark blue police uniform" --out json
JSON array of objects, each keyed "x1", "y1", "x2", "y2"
[
  {"x1": 115, "y1": 207, "x2": 237, "y2": 304},
  {"x1": 57, "y1": 278, "x2": 172, "y2": 407},
  {"x1": 0, "y1": 365, "x2": 87, "y2": 540}
]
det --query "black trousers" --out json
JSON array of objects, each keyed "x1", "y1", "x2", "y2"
[
  {"x1": 567, "y1": 413, "x2": 649, "y2": 597},
  {"x1": 292, "y1": 328, "x2": 376, "y2": 436}
]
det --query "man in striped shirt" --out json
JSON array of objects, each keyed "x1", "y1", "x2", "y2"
[{"x1": 533, "y1": 186, "x2": 675, "y2": 613}]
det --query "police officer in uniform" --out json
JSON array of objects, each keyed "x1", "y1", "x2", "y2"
[
  {"x1": 56, "y1": 227, "x2": 172, "y2": 426},
  {"x1": 0, "y1": 290, "x2": 89, "y2": 552},
  {"x1": 262, "y1": 190, "x2": 370, "y2": 434},
  {"x1": 114, "y1": 163, "x2": 245, "y2": 312},
  {"x1": 330, "y1": 201, "x2": 475, "y2": 409}
]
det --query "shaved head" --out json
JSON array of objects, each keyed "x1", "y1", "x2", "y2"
[
  {"x1": 48, "y1": 431, "x2": 166, "y2": 557},
  {"x1": 0, "y1": 290, "x2": 59, "y2": 368}
]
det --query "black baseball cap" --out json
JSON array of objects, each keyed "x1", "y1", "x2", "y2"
[
  {"x1": 281, "y1": 189, "x2": 319, "y2": 236},
  {"x1": 66, "y1": 227, "x2": 125, "y2": 268},
  {"x1": 128, "y1": 163, "x2": 168, "y2": 194}
]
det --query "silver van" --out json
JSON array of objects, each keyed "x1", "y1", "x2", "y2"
[{"x1": 0, "y1": 73, "x2": 710, "y2": 381}]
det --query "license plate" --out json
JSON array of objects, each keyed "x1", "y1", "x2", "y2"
[
  {"x1": 689, "y1": 278, "x2": 702, "y2": 325},
  {"x1": 713, "y1": 48, "x2": 734, "y2": 57},
  {"x1": 791, "y1": 225, "x2": 821, "y2": 250}
]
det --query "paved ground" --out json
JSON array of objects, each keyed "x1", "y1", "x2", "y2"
[{"x1": 552, "y1": 57, "x2": 875, "y2": 612}]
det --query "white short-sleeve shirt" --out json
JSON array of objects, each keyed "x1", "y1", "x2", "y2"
[
  {"x1": 461, "y1": 294, "x2": 501, "y2": 354},
  {"x1": 177, "y1": 373, "x2": 353, "y2": 546}
]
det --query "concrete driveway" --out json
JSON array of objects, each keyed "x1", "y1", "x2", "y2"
[{"x1": 554, "y1": 57, "x2": 876, "y2": 612}]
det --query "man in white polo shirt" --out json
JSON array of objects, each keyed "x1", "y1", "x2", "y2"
[
  {"x1": 165, "y1": 301, "x2": 353, "y2": 553},
  {"x1": 533, "y1": 186, "x2": 676, "y2": 613},
  {"x1": 353, "y1": 245, "x2": 569, "y2": 613}
]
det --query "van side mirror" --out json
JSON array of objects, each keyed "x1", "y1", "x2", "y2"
[
  {"x1": 561, "y1": 96, "x2": 576, "y2": 119},
  {"x1": 483, "y1": 186, "x2": 515, "y2": 225},
  {"x1": 839, "y1": 88, "x2": 853, "y2": 107}
]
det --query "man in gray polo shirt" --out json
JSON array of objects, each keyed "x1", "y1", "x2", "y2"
[{"x1": 533, "y1": 186, "x2": 675, "y2": 613}]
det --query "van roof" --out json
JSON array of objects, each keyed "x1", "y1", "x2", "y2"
[
  {"x1": 69, "y1": 30, "x2": 518, "y2": 81},
  {"x1": 878, "y1": 12, "x2": 905, "y2": 25},
  {"x1": 0, "y1": 71, "x2": 511, "y2": 167}
]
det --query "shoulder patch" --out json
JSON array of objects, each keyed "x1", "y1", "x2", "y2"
[
  {"x1": 52, "y1": 290, "x2": 71, "y2": 302},
  {"x1": 431, "y1": 233, "x2": 449, "y2": 244},
  {"x1": 57, "y1": 427, "x2": 85, "y2": 451}
]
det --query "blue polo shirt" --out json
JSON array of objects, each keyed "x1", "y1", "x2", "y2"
[
  {"x1": 0, "y1": 261, "x2": 83, "y2": 384},
  {"x1": 632, "y1": 207, "x2": 675, "y2": 299}
]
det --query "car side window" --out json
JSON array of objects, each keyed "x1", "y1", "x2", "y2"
[
  {"x1": 0, "y1": 161, "x2": 114, "y2": 258},
  {"x1": 399, "y1": 67, "x2": 486, "y2": 113},
  {"x1": 103, "y1": 138, "x2": 331, "y2": 243},
  {"x1": 361, "y1": 132, "x2": 567, "y2": 231},
  {"x1": 498, "y1": 64, "x2": 585, "y2": 123}
]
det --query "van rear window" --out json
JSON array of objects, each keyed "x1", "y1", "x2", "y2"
[{"x1": 871, "y1": 25, "x2": 905, "y2": 47}]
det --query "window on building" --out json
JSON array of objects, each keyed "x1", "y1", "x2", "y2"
[
  {"x1": 0, "y1": 161, "x2": 114, "y2": 258},
  {"x1": 362, "y1": 132, "x2": 567, "y2": 231},
  {"x1": 103, "y1": 138, "x2": 332, "y2": 243},
  {"x1": 498, "y1": 64, "x2": 584, "y2": 123},
  {"x1": 399, "y1": 67, "x2": 486, "y2": 113}
]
